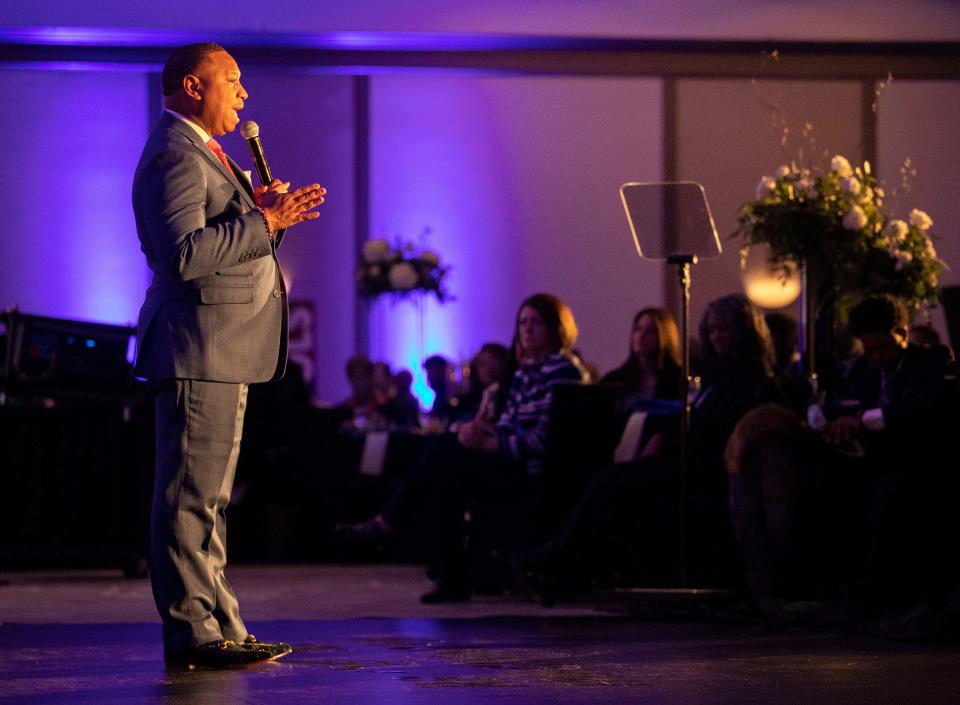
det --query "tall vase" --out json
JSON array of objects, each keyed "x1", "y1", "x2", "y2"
[
  {"x1": 799, "y1": 263, "x2": 815, "y2": 384},
  {"x1": 798, "y1": 262, "x2": 838, "y2": 398}
]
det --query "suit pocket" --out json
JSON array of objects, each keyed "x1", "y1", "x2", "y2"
[{"x1": 200, "y1": 283, "x2": 253, "y2": 304}]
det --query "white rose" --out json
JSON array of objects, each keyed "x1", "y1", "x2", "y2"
[
  {"x1": 831, "y1": 155, "x2": 853, "y2": 177},
  {"x1": 420, "y1": 250, "x2": 440, "y2": 267},
  {"x1": 775, "y1": 165, "x2": 791, "y2": 178},
  {"x1": 363, "y1": 239, "x2": 391, "y2": 263},
  {"x1": 909, "y1": 209, "x2": 933, "y2": 231},
  {"x1": 842, "y1": 176, "x2": 861, "y2": 195},
  {"x1": 874, "y1": 186, "x2": 885, "y2": 199},
  {"x1": 796, "y1": 178, "x2": 812, "y2": 195},
  {"x1": 894, "y1": 250, "x2": 913, "y2": 271},
  {"x1": 924, "y1": 237, "x2": 938, "y2": 259},
  {"x1": 842, "y1": 205, "x2": 868, "y2": 231},
  {"x1": 388, "y1": 261, "x2": 419, "y2": 290},
  {"x1": 884, "y1": 219, "x2": 909, "y2": 243},
  {"x1": 755, "y1": 175, "x2": 777, "y2": 200}
]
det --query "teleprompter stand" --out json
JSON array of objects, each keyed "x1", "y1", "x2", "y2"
[{"x1": 615, "y1": 182, "x2": 724, "y2": 601}]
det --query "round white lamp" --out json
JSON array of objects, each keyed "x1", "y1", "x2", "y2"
[{"x1": 740, "y1": 242, "x2": 801, "y2": 309}]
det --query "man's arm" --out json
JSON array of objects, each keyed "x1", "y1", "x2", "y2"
[{"x1": 141, "y1": 149, "x2": 274, "y2": 281}]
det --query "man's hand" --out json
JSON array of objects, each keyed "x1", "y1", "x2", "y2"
[
  {"x1": 256, "y1": 180, "x2": 326, "y2": 231},
  {"x1": 253, "y1": 178, "x2": 289, "y2": 205}
]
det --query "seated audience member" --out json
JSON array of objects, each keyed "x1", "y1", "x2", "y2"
[
  {"x1": 337, "y1": 354, "x2": 386, "y2": 429},
  {"x1": 338, "y1": 293, "x2": 590, "y2": 603},
  {"x1": 814, "y1": 295, "x2": 955, "y2": 611},
  {"x1": 381, "y1": 368, "x2": 421, "y2": 429},
  {"x1": 603, "y1": 307, "x2": 681, "y2": 400},
  {"x1": 423, "y1": 354, "x2": 454, "y2": 425},
  {"x1": 601, "y1": 307, "x2": 682, "y2": 458},
  {"x1": 450, "y1": 343, "x2": 515, "y2": 426},
  {"x1": 515, "y1": 293, "x2": 781, "y2": 595},
  {"x1": 372, "y1": 361, "x2": 396, "y2": 403}
]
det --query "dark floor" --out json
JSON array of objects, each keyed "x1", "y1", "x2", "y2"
[{"x1": 1, "y1": 566, "x2": 958, "y2": 705}]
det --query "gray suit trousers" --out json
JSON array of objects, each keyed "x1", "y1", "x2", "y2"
[{"x1": 149, "y1": 379, "x2": 249, "y2": 650}]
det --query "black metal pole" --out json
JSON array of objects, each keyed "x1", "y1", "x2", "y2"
[{"x1": 668, "y1": 254, "x2": 696, "y2": 588}]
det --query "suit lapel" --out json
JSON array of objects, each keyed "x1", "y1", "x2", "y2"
[
  {"x1": 228, "y1": 154, "x2": 256, "y2": 200},
  {"x1": 165, "y1": 116, "x2": 257, "y2": 210}
]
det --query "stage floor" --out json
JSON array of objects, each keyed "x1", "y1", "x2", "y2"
[{"x1": 1, "y1": 565, "x2": 958, "y2": 704}]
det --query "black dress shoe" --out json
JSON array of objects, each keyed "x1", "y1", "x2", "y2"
[
  {"x1": 242, "y1": 634, "x2": 293, "y2": 659},
  {"x1": 164, "y1": 638, "x2": 291, "y2": 667},
  {"x1": 420, "y1": 586, "x2": 470, "y2": 604}
]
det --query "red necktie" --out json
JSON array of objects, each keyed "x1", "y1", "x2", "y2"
[{"x1": 206, "y1": 138, "x2": 237, "y2": 179}]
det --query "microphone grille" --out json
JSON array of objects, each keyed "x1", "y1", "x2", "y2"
[{"x1": 240, "y1": 121, "x2": 259, "y2": 139}]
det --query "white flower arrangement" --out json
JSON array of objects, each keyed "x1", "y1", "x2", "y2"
[
  {"x1": 356, "y1": 227, "x2": 451, "y2": 302},
  {"x1": 734, "y1": 155, "x2": 943, "y2": 311}
]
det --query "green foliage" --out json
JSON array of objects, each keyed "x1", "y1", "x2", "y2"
[{"x1": 733, "y1": 156, "x2": 942, "y2": 312}]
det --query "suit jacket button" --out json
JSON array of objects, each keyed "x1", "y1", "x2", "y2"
[{"x1": 273, "y1": 289, "x2": 282, "y2": 298}]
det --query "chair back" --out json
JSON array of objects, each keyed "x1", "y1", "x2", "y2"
[{"x1": 534, "y1": 383, "x2": 621, "y2": 539}]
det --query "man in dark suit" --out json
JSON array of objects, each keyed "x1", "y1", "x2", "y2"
[
  {"x1": 133, "y1": 43, "x2": 325, "y2": 666},
  {"x1": 823, "y1": 295, "x2": 954, "y2": 609}
]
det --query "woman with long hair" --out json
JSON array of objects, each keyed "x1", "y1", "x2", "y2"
[
  {"x1": 602, "y1": 308, "x2": 682, "y2": 458},
  {"x1": 514, "y1": 293, "x2": 781, "y2": 595},
  {"x1": 602, "y1": 307, "x2": 681, "y2": 402},
  {"x1": 338, "y1": 293, "x2": 590, "y2": 602}
]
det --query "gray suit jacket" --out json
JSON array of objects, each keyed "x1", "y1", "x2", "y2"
[{"x1": 133, "y1": 112, "x2": 287, "y2": 383}]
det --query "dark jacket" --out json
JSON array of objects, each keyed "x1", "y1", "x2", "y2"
[{"x1": 133, "y1": 111, "x2": 287, "y2": 382}]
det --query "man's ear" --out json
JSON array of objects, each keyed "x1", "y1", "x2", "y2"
[{"x1": 182, "y1": 74, "x2": 203, "y2": 101}]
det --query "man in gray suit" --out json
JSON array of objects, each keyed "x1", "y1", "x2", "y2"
[{"x1": 133, "y1": 42, "x2": 325, "y2": 666}]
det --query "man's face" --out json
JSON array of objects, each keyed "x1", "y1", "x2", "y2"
[
  {"x1": 193, "y1": 51, "x2": 247, "y2": 136},
  {"x1": 858, "y1": 329, "x2": 907, "y2": 372}
]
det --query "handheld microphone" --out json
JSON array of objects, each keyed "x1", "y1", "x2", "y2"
[
  {"x1": 240, "y1": 121, "x2": 272, "y2": 185},
  {"x1": 240, "y1": 120, "x2": 286, "y2": 243}
]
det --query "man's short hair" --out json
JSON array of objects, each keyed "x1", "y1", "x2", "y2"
[
  {"x1": 161, "y1": 42, "x2": 227, "y2": 97},
  {"x1": 848, "y1": 295, "x2": 909, "y2": 337}
]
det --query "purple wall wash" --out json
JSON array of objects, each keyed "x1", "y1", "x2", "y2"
[
  {"x1": 369, "y1": 74, "x2": 665, "y2": 404},
  {"x1": 0, "y1": 67, "x2": 149, "y2": 327}
]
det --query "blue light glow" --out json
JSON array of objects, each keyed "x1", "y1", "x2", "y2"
[
  {"x1": 370, "y1": 77, "x2": 520, "y2": 409},
  {"x1": 0, "y1": 67, "x2": 149, "y2": 327}
]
